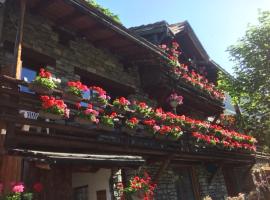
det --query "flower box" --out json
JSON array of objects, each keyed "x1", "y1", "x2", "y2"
[
  {"x1": 96, "y1": 124, "x2": 115, "y2": 132},
  {"x1": 63, "y1": 92, "x2": 82, "y2": 102},
  {"x1": 90, "y1": 99, "x2": 106, "y2": 107},
  {"x1": 39, "y1": 110, "x2": 63, "y2": 120},
  {"x1": 29, "y1": 83, "x2": 53, "y2": 95},
  {"x1": 167, "y1": 135, "x2": 180, "y2": 141},
  {"x1": 122, "y1": 127, "x2": 137, "y2": 136},
  {"x1": 112, "y1": 107, "x2": 126, "y2": 115},
  {"x1": 155, "y1": 134, "x2": 167, "y2": 140},
  {"x1": 74, "y1": 117, "x2": 95, "y2": 126}
]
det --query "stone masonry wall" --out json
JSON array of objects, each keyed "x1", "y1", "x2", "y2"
[
  {"x1": 1, "y1": 1, "x2": 140, "y2": 88},
  {"x1": 124, "y1": 164, "x2": 228, "y2": 200},
  {"x1": 196, "y1": 166, "x2": 228, "y2": 200}
]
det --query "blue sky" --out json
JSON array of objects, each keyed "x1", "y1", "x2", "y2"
[{"x1": 96, "y1": 0, "x2": 270, "y2": 74}]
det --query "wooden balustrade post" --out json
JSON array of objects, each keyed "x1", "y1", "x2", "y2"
[
  {"x1": 12, "y1": 0, "x2": 26, "y2": 79},
  {"x1": 0, "y1": 0, "x2": 26, "y2": 193}
]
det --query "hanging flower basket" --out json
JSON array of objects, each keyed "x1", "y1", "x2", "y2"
[
  {"x1": 39, "y1": 110, "x2": 63, "y2": 120},
  {"x1": 63, "y1": 92, "x2": 82, "y2": 102},
  {"x1": 130, "y1": 189, "x2": 146, "y2": 200},
  {"x1": 29, "y1": 83, "x2": 53, "y2": 95}
]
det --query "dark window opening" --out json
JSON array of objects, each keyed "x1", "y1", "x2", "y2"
[
  {"x1": 73, "y1": 185, "x2": 88, "y2": 200},
  {"x1": 20, "y1": 48, "x2": 56, "y2": 93},
  {"x1": 174, "y1": 167, "x2": 197, "y2": 200},
  {"x1": 75, "y1": 68, "x2": 135, "y2": 100}
]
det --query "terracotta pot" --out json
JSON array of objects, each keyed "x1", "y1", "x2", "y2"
[
  {"x1": 39, "y1": 110, "x2": 63, "y2": 120},
  {"x1": 130, "y1": 190, "x2": 146, "y2": 200},
  {"x1": 96, "y1": 124, "x2": 115, "y2": 132},
  {"x1": 63, "y1": 92, "x2": 82, "y2": 102},
  {"x1": 74, "y1": 117, "x2": 94, "y2": 126},
  {"x1": 29, "y1": 83, "x2": 53, "y2": 94}
]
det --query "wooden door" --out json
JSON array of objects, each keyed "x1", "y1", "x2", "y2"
[{"x1": 96, "y1": 190, "x2": 107, "y2": 200}]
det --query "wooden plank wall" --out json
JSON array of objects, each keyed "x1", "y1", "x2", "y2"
[
  {"x1": 0, "y1": 135, "x2": 22, "y2": 193},
  {"x1": 24, "y1": 162, "x2": 73, "y2": 200}
]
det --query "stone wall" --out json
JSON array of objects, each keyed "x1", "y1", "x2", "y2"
[
  {"x1": 1, "y1": 1, "x2": 140, "y2": 89},
  {"x1": 124, "y1": 164, "x2": 228, "y2": 200},
  {"x1": 196, "y1": 166, "x2": 228, "y2": 200}
]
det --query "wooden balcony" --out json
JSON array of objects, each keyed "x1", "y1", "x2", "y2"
[
  {"x1": 140, "y1": 66, "x2": 224, "y2": 117},
  {"x1": 0, "y1": 75, "x2": 254, "y2": 165}
]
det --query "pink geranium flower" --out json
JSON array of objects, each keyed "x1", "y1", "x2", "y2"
[{"x1": 12, "y1": 182, "x2": 24, "y2": 193}]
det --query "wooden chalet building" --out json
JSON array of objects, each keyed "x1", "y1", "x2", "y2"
[{"x1": 0, "y1": 0, "x2": 268, "y2": 200}]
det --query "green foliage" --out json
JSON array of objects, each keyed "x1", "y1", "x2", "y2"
[
  {"x1": 34, "y1": 76, "x2": 57, "y2": 90},
  {"x1": 67, "y1": 86, "x2": 83, "y2": 97},
  {"x1": 84, "y1": 0, "x2": 121, "y2": 24},
  {"x1": 218, "y1": 11, "x2": 270, "y2": 149}
]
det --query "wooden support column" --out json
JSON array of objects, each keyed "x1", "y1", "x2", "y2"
[
  {"x1": 12, "y1": 0, "x2": 26, "y2": 79},
  {"x1": 153, "y1": 154, "x2": 174, "y2": 183}
]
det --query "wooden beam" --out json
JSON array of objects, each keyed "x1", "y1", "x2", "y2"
[
  {"x1": 153, "y1": 154, "x2": 174, "y2": 182},
  {"x1": 12, "y1": 0, "x2": 26, "y2": 79}
]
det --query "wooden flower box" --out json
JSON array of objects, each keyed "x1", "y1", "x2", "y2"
[
  {"x1": 39, "y1": 111, "x2": 63, "y2": 120},
  {"x1": 74, "y1": 117, "x2": 95, "y2": 126},
  {"x1": 96, "y1": 124, "x2": 115, "y2": 132},
  {"x1": 121, "y1": 127, "x2": 137, "y2": 136},
  {"x1": 63, "y1": 92, "x2": 82, "y2": 102},
  {"x1": 29, "y1": 83, "x2": 53, "y2": 95}
]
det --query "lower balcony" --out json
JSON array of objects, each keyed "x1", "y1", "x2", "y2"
[{"x1": 0, "y1": 75, "x2": 255, "y2": 165}]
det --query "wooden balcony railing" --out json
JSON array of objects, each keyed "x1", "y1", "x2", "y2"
[{"x1": 0, "y1": 75, "x2": 255, "y2": 164}]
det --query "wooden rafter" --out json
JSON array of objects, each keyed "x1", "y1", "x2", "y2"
[
  {"x1": 153, "y1": 154, "x2": 174, "y2": 182},
  {"x1": 30, "y1": 0, "x2": 55, "y2": 14}
]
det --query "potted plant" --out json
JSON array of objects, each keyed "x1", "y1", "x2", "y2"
[
  {"x1": 112, "y1": 97, "x2": 130, "y2": 114},
  {"x1": 131, "y1": 101, "x2": 153, "y2": 118},
  {"x1": 97, "y1": 112, "x2": 118, "y2": 131},
  {"x1": 122, "y1": 117, "x2": 139, "y2": 135},
  {"x1": 155, "y1": 125, "x2": 171, "y2": 140},
  {"x1": 39, "y1": 95, "x2": 69, "y2": 120},
  {"x1": 167, "y1": 93, "x2": 183, "y2": 113},
  {"x1": 74, "y1": 103, "x2": 99, "y2": 125},
  {"x1": 167, "y1": 125, "x2": 183, "y2": 141},
  {"x1": 64, "y1": 81, "x2": 88, "y2": 102},
  {"x1": 29, "y1": 68, "x2": 59, "y2": 94},
  {"x1": 141, "y1": 119, "x2": 159, "y2": 138},
  {"x1": 89, "y1": 86, "x2": 110, "y2": 107},
  {"x1": 123, "y1": 172, "x2": 156, "y2": 200}
]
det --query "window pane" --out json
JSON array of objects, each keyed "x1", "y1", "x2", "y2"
[{"x1": 20, "y1": 67, "x2": 37, "y2": 93}]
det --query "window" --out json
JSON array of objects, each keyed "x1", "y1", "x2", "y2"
[
  {"x1": 20, "y1": 67, "x2": 38, "y2": 93},
  {"x1": 174, "y1": 167, "x2": 198, "y2": 200},
  {"x1": 73, "y1": 185, "x2": 88, "y2": 200},
  {"x1": 19, "y1": 48, "x2": 55, "y2": 93}
]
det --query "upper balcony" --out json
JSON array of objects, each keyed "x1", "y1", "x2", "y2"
[{"x1": 0, "y1": 75, "x2": 256, "y2": 165}]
